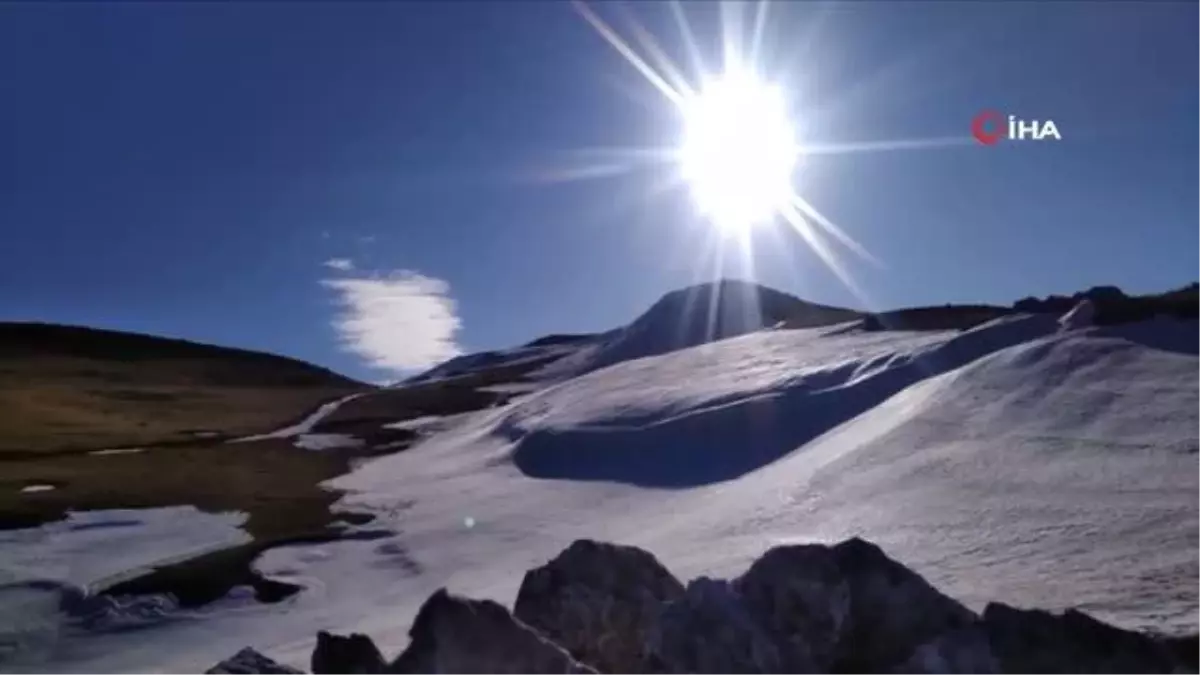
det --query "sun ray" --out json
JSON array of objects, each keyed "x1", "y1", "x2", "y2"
[
  {"x1": 719, "y1": 0, "x2": 746, "y2": 71},
  {"x1": 560, "y1": 146, "x2": 682, "y2": 163},
  {"x1": 789, "y1": 194, "x2": 882, "y2": 268},
  {"x1": 749, "y1": 0, "x2": 771, "y2": 66},
  {"x1": 761, "y1": 213, "x2": 809, "y2": 302},
  {"x1": 734, "y1": 230, "x2": 762, "y2": 330},
  {"x1": 779, "y1": 204, "x2": 875, "y2": 310},
  {"x1": 677, "y1": 225, "x2": 722, "y2": 345},
  {"x1": 514, "y1": 162, "x2": 638, "y2": 185},
  {"x1": 615, "y1": 3, "x2": 697, "y2": 102},
  {"x1": 798, "y1": 136, "x2": 976, "y2": 155},
  {"x1": 705, "y1": 250, "x2": 724, "y2": 341},
  {"x1": 571, "y1": 0, "x2": 687, "y2": 108},
  {"x1": 667, "y1": 0, "x2": 707, "y2": 80}
]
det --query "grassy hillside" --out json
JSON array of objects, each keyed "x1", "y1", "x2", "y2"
[{"x1": 0, "y1": 322, "x2": 366, "y2": 454}]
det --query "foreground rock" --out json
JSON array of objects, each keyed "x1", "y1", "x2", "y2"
[
  {"x1": 390, "y1": 589, "x2": 596, "y2": 673},
  {"x1": 649, "y1": 576, "x2": 790, "y2": 672},
  {"x1": 311, "y1": 631, "x2": 387, "y2": 674},
  {"x1": 982, "y1": 603, "x2": 1193, "y2": 674},
  {"x1": 208, "y1": 537, "x2": 1196, "y2": 674},
  {"x1": 206, "y1": 647, "x2": 302, "y2": 674},
  {"x1": 513, "y1": 539, "x2": 685, "y2": 673},
  {"x1": 733, "y1": 537, "x2": 978, "y2": 672}
]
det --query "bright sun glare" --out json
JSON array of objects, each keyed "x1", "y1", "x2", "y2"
[
  {"x1": 560, "y1": 0, "x2": 965, "y2": 300},
  {"x1": 679, "y1": 66, "x2": 797, "y2": 233}
]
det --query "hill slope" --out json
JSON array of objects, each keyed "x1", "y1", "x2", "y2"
[
  {"x1": 0, "y1": 323, "x2": 365, "y2": 453},
  {"x1": 0, "y1": 283, "x2": 1196, "y2": 672}
]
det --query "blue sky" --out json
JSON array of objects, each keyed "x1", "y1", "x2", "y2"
[{"x1": 3, "y1": 2, "x2": 1196, "y2": 382}]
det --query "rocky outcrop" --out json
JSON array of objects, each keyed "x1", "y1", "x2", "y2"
[
  {"x1": 208, "y1": 537, "x2": 1196, "y2": 674},
  {"x1": 311, "y1": 631, "x2": 386, "y2": 674},
  {"x1": 896, "y1": 624, "x2": 999, "y2": 674},
  {"x1": 729, "y1": 538, "x2": 979, "y2": 672},
  {"x1": 390, "y1": 588, "x2": 596, "y2": 674},
  {"x1": 1014, "y1": 283, "x2": 1198, "y2": 325},
  {"x1": 732, "y1": 543, "x2": 849, "y2": 670},
  {"x1": 830, "y1": 537, "x2": 979, "y2": 671},
  {"x1": 513, "y1": 539, "x2": 685, "y2": 673},
  {"x1": 206, "y1": 647, "x2": 302, "y2": 674},
  {"x1": 981, "y1": 603, "x2": 1193, "y2": 674},
  {"x1": 648, "y1": 577, "x2": 790, "y2": 672}
]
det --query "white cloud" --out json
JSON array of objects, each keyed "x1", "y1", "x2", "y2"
[
  {"x1": 323, "y1": 258, "x2": 355, "y2": 271},
  {"x1": 321, "y1": 271, "x2": 463, "y2": 374}
]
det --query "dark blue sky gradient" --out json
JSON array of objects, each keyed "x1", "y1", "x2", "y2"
[{"x1": 3, "y1": 2, "x2": 1195, "y2": 380}]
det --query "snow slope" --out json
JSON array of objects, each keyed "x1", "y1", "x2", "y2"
[
  {"x1": 506, "y1": 315, "x2": 1059, "y2": 486},
  {"x1": 2, "y1": 315, "x2": 1196, "y2": 673}
]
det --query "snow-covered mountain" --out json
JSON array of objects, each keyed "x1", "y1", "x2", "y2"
[
  {"x1": 402, "y1": 280, "x2": 861, "y2": 388},
  {"x1": 1, "y1": 281, "x2": 1196, "y2": 673}
]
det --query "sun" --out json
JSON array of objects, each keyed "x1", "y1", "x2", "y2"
[
  {"x1": 678, "y1": 66, "x2": 798, "y2": 234},
  {"x1": 564, "y1": 0, "x2": 902, "y2": 291}
]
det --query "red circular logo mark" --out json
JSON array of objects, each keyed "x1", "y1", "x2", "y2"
[{"x1": 971, "y1": 110, "x2": 1004, "y2": 146}]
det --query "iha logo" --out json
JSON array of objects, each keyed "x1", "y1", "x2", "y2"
[{"x1": 971, "y1": 110, "x2": 1062, "y2": 146}]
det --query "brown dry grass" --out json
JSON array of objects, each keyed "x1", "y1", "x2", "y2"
[
  {"x1": 0, "y1": 435, "x2": 396, "y2": 606},
  {"x1": 0, "y1": 437, "x2": 351, "y2": 536},
  {"x1": 0, "y1": 324, "x2": 366, "y2": 454}
]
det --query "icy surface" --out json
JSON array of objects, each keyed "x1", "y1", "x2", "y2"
[
  {"x1": 19, "y1": 485, "x2": 56, "y2": 494},
  {"x1": 383, "y1": 416, "x2": 448, "y2": 432},
  {"x1": 0, "y1": 507, "x2": 250, "y2": 591},
  {"x1": 232, "y1": 394, "x2": 362, "y2": 442},
  {"x1": 88, "y1": 448, "x2": 145, "y2": 456},
  {"x1": 382, "y1": 413, "x2": 476, "y2": 436},
  {"x1": 2, "y1": 317, "x2": 1196, "y2": 673},
  {"x1": 1059, "y1": 299, "x2": 1095, "y2": 330},
  {"x1": 293, "y1": 434, "x2": 363, "y2": 451},
  {"x1": 0, "y1": 507, "x2": 251, "y2": 672}
]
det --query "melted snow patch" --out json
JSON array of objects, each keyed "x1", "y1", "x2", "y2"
[
  {"x1": 294, "y1": 434, "x2": 364, "y2": 451},
  {"x1": 1059, "y1": 299, "x2": 1096, "y2": 330},
  {"x1": 89, "y1": 447, "x2": 145, "y2": 456},
  {"x1": 19, "y1": 484, "x2": 56, "y2": 494},
  {"x1": 383, "y1": 416, "x2": 445, "y2": 431},
  {"x1": 232, "y1": 393, "x2": 363, "y2": 442},
  {"x1": 0, "y1": 506, "x2": 251, "y2": 672},
  {"x1": 0, "y1": 506, "x2": 250, "y2": 590}
]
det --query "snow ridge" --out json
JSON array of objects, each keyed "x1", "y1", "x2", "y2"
[{"x1": 503, "y1": 314, "x2": 1061, "y2": 486}]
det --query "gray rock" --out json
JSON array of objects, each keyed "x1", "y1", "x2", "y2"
[
  {"x1": 648, "y1": 577, "x2": 796, "y2": 673},
  {"x1": 206, "y1": 647, "x2": 302, "y2": 674},
  {"x1": 829, "y1": 537, "x2": 977, "y2": 671},
  {"x1": 513, "y1": 539, "x2": 685, "y2": 673},
  {"x1": 734, "y1": 544, "x2": 849, "y2": 670},
  {"x1": 390, "y1": 588, "x2": 595, "y2": 674},
  {"x1": 894, "y1": 625, "x2": 999, "y2": 674},
  {"x1": 982, "y1": 602, "x2": 1191, "y2": 673},
  {"x1": 280, "y1": 537, "x2": 1196, "y2": 675},
  {"x1": 312, "y1": 630, "x2": 387, "y2": 673},
  {"x1": 733, "y1": 538, "x2": 975, "y2": 672}
]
